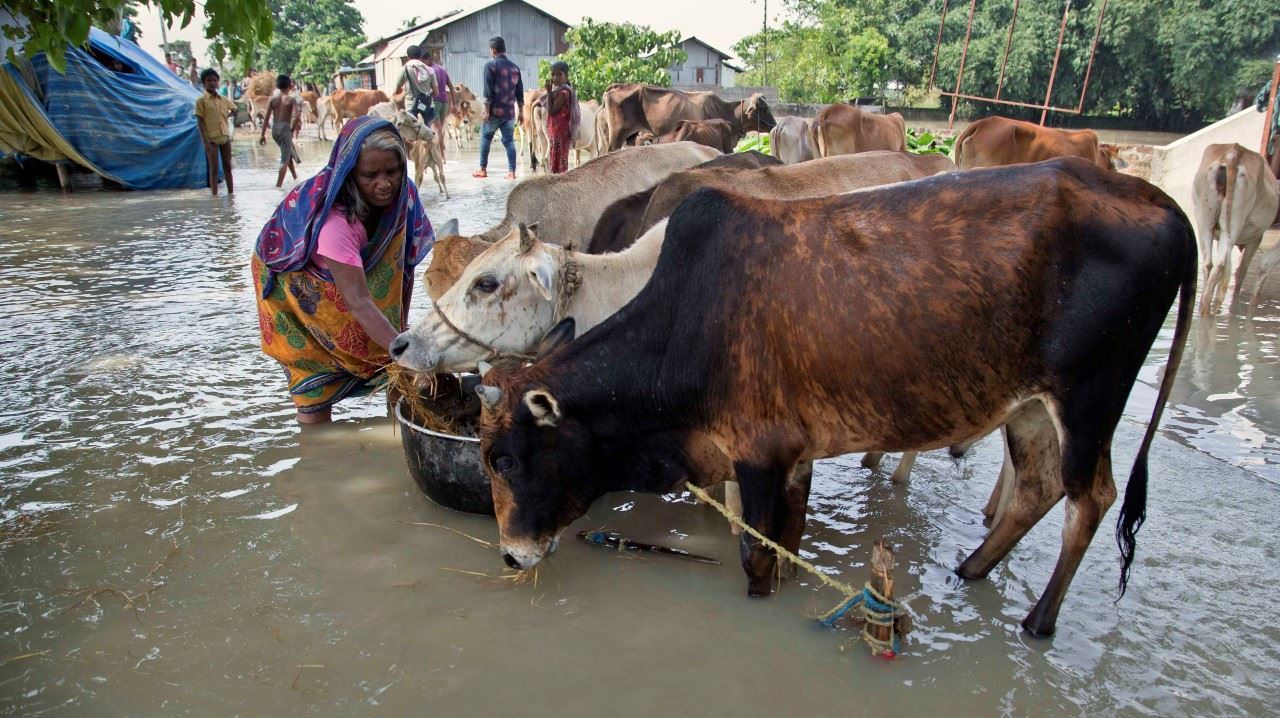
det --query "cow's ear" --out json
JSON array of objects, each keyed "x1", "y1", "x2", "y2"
[
  {"x1": 438, "y1": 218, "x2": 459, "y2": 238},
  {"x1": 536, "y1": 318, "x2": 575, "y2": 359},
  {"x1": 523, "y1": 388, "x2": 562, "y2": 427},
  {"x1": 528, "y1": 258, "x2": 556, "y2": 301}
]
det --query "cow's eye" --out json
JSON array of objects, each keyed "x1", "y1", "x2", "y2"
[
  {"x1": 474, "y1": 276, "x2": 499, "y2": 294},
  {"x1": 493, "y1": 455, "x2": 515, "y2": 472}
]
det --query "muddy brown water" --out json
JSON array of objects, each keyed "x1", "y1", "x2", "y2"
[{"x1": 1, "y1": 134, "x2": 1278, "y2": 715}]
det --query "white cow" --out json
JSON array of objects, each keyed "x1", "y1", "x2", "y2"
[
  {"x1": 316, "y1": 96, "x2": 337, "y2": 140},
  {"x1": 1193, "y1": 143, "x2": 1280, "y2": 314},
  {"x1": 769, "y1": 116, "x2": 815, "y2": 165},
  {"x1": 531, "y1": 100, "x2": 603, "y2": 171}
]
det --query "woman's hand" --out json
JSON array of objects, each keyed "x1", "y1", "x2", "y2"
[{"x1": 326, "y1": 261, "x2": 401, "y2": 350}]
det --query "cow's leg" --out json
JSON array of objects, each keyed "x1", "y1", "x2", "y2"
[
  {"x1": 735, "y1": 456, "x2": 802, "y2": 597},
  {"x1": 1021, "y1": 394, "x2": 1119, "y2": 637},
  {"x1": 950, "y1": 439, "x2": 976, "y2": 458},
  {"x1": 890, "y1": 451, "x2": 917, "y2": 484},
  {"x1": 957, "y1": 401, "x2": 1063, "y2": 580},
  {"x1": 777, "y1": 460, "x2": 814, "y2": 578},
  {"x1": 982, "y1": 426, "x2": 1016, "y2": 528},
  {"x1": 1230, "y1": 241, "x2": 1259, "y2": 308},
  {"x1": 860, "y1": 451, "x2": 885, "y2": 470}
]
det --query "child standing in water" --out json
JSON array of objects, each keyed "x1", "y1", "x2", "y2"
[
  {"x1": 543, "y1": 61, "x2": 578, "y2": 174},
  {"x1": 194, "y1": 68, "x2": 237, "y2": 195},
  {"x1": 260, "y1": 74, "x2": 301, "y2": 187}
]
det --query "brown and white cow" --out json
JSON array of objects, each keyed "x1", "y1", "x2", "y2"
[
  {"x1": 634, "y1": 119, "x2": 743, "y2": 154},
  {"x1": 602, "y1": 84, "x2": 777, "y2": 152},
  {"x1": 530, "y1": 99, "x2": 603, "y2": 171},
  {"x1": 810, "y1": 104, "x2": 906, "y2": 157},
  {"x1": 470, "y1": 158, "x2": 1196, "y2": 638},
  {"x1": 1192, "y1": 143, "x2": 1280, "y2": 314},
  {"x1": 954, "y1": 115, "x2": 1123, "y2": 170},
  {"x1": 770, "y1": 116, "x2": 815, "y2": 164}
]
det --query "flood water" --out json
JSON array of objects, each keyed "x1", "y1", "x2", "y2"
[{"x1": 1, "y1": 133, "x2": 1278, "y2": 715}]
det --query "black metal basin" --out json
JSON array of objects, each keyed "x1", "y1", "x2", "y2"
[{"x1": 395, "y1": 375, "x2": 493, "y2": 515}]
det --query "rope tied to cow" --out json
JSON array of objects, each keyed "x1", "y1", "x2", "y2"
[
  {"x1": 683, "y1": 481, "x2": 912, "y2": 658},
  {"x1": 430, "y1": 247, "x2": 582, "y2": 367}
]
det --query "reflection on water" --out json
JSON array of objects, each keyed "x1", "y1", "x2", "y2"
[{"x1": 0, "y1": 137, "x2": 1277, "y2": 714}]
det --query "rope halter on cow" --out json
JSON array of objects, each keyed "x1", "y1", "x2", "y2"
[{"x1": 430, "y1": 226, "x2": 583, "y2": 366}]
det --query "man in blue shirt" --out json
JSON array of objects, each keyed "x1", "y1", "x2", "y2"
[{"x1": 473, "y1": 36, "x2": 524, "y2": 180}]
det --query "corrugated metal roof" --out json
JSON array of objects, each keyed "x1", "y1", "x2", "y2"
[{"x1": 366, "y1": 0, "x2": 571, "y2": 52}]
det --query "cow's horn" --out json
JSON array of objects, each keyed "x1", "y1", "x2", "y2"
[
  {"x1": 476, "y1": 385, "x2": 503, "y2": 410},
  {"x1": 518, "y1": 223, "x2": 535, "y2": 253},
  {"x1": 477, "y1": 360, "x2": 495, "y2": 377}
]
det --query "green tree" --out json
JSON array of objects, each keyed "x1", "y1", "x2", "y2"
[
  {"x1": 235, "y1": 0, "x2": 364, "y2": 83},
  {"x1": 2, "y1": 0, "x2": 272, "y2": 72},
  {"x1": 734, "y1": 1, "x2": 889, "y2": 103},
  {"x1": 166, "y1": 38, "x2": 193, "y2": 65},
  {"x1": 538, "y1": 18, "x2": 686, "y2": 103}
]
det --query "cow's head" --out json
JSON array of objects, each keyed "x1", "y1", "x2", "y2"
[
  {"x1": 1097, "y1": 143, "x2": 1128, "y2": 171},
  {"x1": 391, "y1": 110, "x2": 434, "y2": 144},
  {"x1": 740, "y1": 93, "x2": 777, "y2": 131},
  {"x1": 473, "y1": 329, "x2": 596, "y2": 569},
  {"x1": 633, "y1": 131, "x2": 657, "y2": 146},
  {"x1": 390, "y1": 223, "x2": 563, "y2": 373}
]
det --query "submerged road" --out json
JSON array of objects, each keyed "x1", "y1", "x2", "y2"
[{"x1": 0, "y1": 133, "x2": 1277, "y2": 715}]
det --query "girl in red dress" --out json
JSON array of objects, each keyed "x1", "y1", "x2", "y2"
[{"x1": 544, "y1": 62, "x2": 579, "y2": 174}]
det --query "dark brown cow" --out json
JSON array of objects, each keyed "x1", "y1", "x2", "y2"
[
  {"x1": 475, "y1": 158, "x2": 1196, "y2": 638},
  {"x1": 635, "y1": 119, "x2": 742, "y2": 154},
  {"x1": 603, "y1": 84, "x2": 776, "y2": 152},
  {"x1": 810, "y1": 104, "x2": 906, "y2": 156},
  {"x1": 587, "y1": 151, "x2": 783, "y2": 254},
  {"x1": 329, "y1": 89, "x2": 391, "y2": 125},
  {"x1": 955, "y1": 115, "x2": 1123, "y2": 170}
]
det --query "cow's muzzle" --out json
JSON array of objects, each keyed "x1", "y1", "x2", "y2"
[{"x1": 500, "y1": 535, "x2": 559, "y2": 571}]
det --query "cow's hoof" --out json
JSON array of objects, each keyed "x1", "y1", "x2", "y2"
[
  {"x1": 954, "y1": 561, "x2": 989, "y2": 581},
  {"x1": 1021, "y1": 615, "x2": 1056, "y2": 638}
]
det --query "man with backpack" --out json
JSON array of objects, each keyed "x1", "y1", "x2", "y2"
[{"x1": 394, "y1": 45, "x2": 438, "y2": 126}]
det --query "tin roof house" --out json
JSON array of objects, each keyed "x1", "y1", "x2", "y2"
[
  {"x1": 668, "y1": 36, "x2": 743, "y2": 91},
  {"x1": 362, "y1": 0, "x2": 569, "y2": 96}
]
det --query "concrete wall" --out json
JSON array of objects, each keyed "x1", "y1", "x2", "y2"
[{"x1": 1149, "y1": 108, "x2": 1267, "y2": 221}]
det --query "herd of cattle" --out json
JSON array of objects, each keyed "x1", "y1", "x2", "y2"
[{"x1": 366, "y1": 83, "x2": 1276, "y2": 638}]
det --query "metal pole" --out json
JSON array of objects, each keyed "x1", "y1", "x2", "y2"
[
  {"x1": 927, "y1": 0, "x2": 952, "y2": 90},
  {"x1": 995, "y1": 0, "x2": 1021, "y2": 101},
  {"x1": 1040, "y1": 0, "x2": 1072, "y2": 125},
  {"x1": 1072, "y1": 0, "x2": 1109, "y2": 112},
  {"x1": 762, "y1": 0, "x2": 768, "y2": 87},
  {"x1": 947, "y1": 0, "x2": 979, "y2": 129}
]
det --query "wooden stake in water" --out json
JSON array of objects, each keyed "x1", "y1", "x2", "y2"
[{"x1": 869, "y1": 539, "x2": 896, "y2": 647}]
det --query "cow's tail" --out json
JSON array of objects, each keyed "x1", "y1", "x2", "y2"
[
  {"x1": 1218, "y1": 146, "x2": 1239, "y2": 245},
  {"x1": 1115, "y1": 230, "x2": 1196, "y2": 597},
  {"x1": 810, "y1": 118, "x2": 826, "y2": 158}
]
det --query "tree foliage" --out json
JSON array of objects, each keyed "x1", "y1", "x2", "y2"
[
  {"x1": 733, "y1": 0, "x2": 1280, "y2": 129},
  {"x1": 735, "y1": 3, "x2": 889, "y2": 103},
  {"x1": 538, "y1": 18, "x2": 686, "y2": 103},
  {"x1": 217, "y1": 0, "x2": 364, "y2": 84},
  {"x1": 1, "y1": 0, "x2": 273, "y2": 72}
]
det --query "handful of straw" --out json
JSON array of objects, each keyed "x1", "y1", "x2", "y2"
[{"x1": 385, "y1": 364, "x2": 468, "y2": 435}]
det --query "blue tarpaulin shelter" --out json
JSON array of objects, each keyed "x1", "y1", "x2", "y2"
[{"x1": 1, "y1": 28, "x2": 209, "y2": 190}]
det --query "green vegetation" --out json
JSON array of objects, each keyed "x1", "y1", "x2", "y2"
[
  {"x1": 2, "y1": 0, "x2": 272, "y2": 72},
  {"x1": 216, "y1": 0, "x2": 364, "y2": 85},
  {"x1": 538, "y1": 19, "x2": 686, "y2": 103},
  {"x1": 734, "y1": 132, "x2": 771, "y2": 154},
  {"x1": 734, "y1": 0, "x2": 1280, "y2": 129},
  {"x1": 905, "y1": 127, "x2": 954, "y2": 156}
]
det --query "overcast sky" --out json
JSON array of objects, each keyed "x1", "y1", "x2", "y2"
[{"x1": 136, "y1": 0, "x2": 784, "y2": 67}]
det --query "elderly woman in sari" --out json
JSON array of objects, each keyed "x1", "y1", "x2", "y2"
[{"x1": 252, "y1": 116, "x2": 435, "y2": 424}]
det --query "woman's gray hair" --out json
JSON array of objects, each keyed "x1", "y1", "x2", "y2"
[{"x1": 336, "y1": 128, "x2": 406, "y2": 225}]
